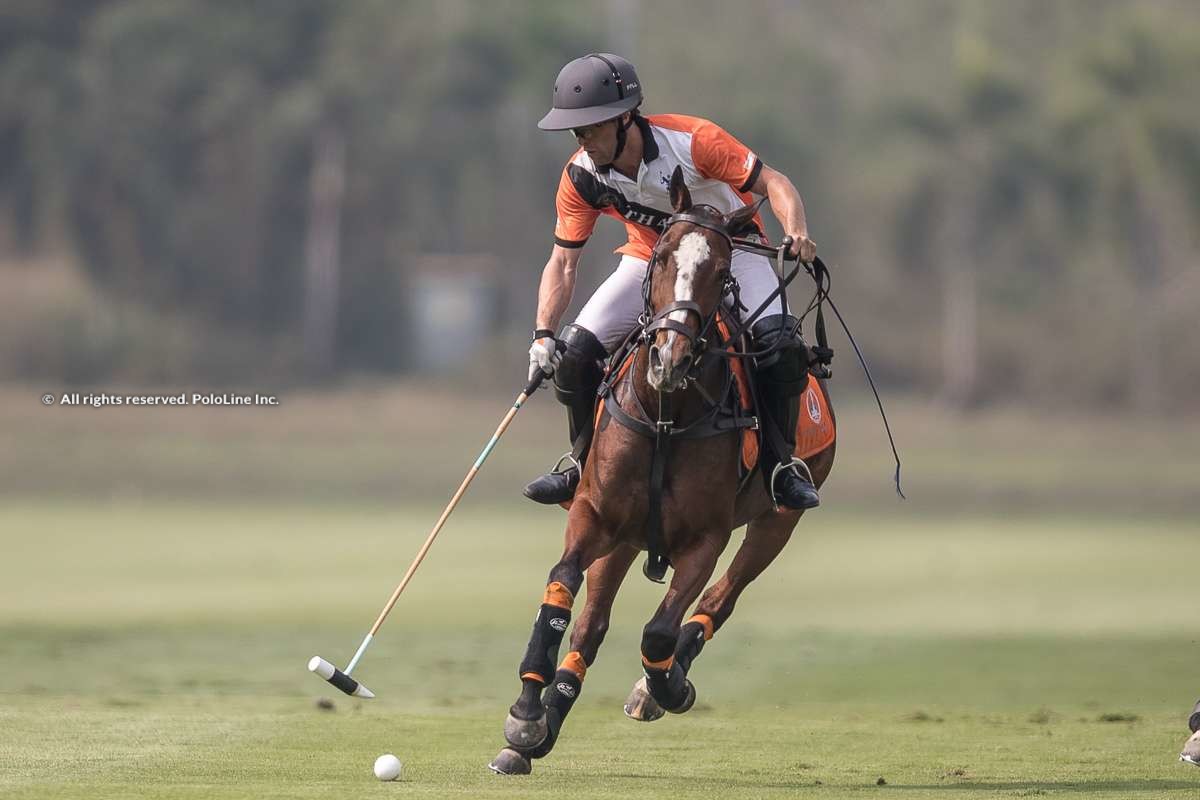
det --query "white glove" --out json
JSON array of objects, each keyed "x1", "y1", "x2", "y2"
[{"x1": 528, "y1": 332, "x2": 562, "y2": 382}]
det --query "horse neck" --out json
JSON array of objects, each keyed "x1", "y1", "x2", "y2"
[{"x1": 630, "y1": 341, "x2": 725, "y2": 427}]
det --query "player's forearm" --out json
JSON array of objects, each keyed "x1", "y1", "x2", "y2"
[
  {"x1": 763, "y1": 170, "x2": 808, "y2": 240},
  {"x1": 534, "y1": 252, "x2": 577, "y2": 332}
]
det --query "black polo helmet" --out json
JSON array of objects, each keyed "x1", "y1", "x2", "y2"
[{"x1": 538, "y1": 53, "x2": 643, "y2": 131}]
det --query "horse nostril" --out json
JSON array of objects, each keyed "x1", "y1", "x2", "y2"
[
  {"x1": 649, "y1": 345, "x2": 662, "y2": 373},
  {"x1": 678, "y1": 353, "x2": 693, "y2": 375}
]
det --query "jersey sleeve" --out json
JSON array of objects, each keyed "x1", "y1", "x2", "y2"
[
  {"x1": 690, "y1": 121, "x2": 764, "y2": 193},
  {"x1": 553, "y1": 163, "x2": 600, "y2": 248}
]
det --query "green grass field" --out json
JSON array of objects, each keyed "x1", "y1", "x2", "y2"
[{"x1": 3, "y1": 500, "x2": 1199, "y2": 799}]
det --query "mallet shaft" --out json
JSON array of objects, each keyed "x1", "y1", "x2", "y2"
[
  {"x1": 366, "y1": 382, "x2": 538, "y2": 637},
  {"x1": 309, "y1": 374, "x2": 545, "y2": 697}
]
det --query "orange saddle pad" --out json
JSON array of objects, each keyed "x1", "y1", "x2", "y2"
[
  {"x1": 794, "y1": 375, "x2": 836, "y2": 460},
  {"x1": 727, "y1": 359, "x2": 835, "y2": 470}
]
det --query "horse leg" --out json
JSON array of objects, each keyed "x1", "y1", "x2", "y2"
[
  {"x1": 624, "y1": 511, "x2": 802, "y2": 722},
  {"x1": 687, "y1": 510, "x2": 802, "y2": 655},
  {"x1": 635, "y1": 535, "x2": 726, "y2": 716},
  {"x1": 696, "y1": 510, "x2": 796, "y2": 633},
  {"x1": 519, "y1": 542, "x2": 639, "y2": 763},
  {"x1": 491, "y1": 505, "x2": 615, "y2": 774}
]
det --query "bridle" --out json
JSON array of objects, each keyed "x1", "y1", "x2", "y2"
[
  {"x1": 606, "y1": 204, "x2": 905, "y2": 585},
  {"x1": 640, "y1": 204, "x2": 905, "y2": 498},
  {"x1": 638, "y1": 206, "x2": 737, "y2": 377}
]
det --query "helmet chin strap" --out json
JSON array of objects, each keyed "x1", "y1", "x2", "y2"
[{"x1": 611, "y1": 114, "x2": 635, "y2": 163}]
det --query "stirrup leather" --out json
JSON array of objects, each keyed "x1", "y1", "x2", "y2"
[{"x1": 768, "y1": 456, "x2": 814, "y2": 510}]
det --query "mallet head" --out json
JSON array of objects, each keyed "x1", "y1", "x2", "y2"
[{"x1": 308, "y1": 656, "x2": 375, "y2": 698}]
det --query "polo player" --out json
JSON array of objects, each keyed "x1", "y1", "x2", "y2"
[{"x1": 525, "y1": 53, "x2": 820, "y2": 510}]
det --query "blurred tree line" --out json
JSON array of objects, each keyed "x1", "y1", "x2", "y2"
[{"x1": 1, "y1": 0, "x2": 1197, "y2": 410}]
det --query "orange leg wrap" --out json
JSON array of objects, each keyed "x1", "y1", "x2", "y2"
[
  {"x1": 543, "y1": 581, "x2": 575, "y2": 610},
  {"x1": 559, "y1": 651, "x2": 587, "y2": 680},
  {"x1": 641, "y1": 654, "x2": 675, "y2": 670}
]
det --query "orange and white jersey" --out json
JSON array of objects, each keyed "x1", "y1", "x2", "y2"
[{"x1": 552, "y1": 114, "x2": 767, "y2": 261}]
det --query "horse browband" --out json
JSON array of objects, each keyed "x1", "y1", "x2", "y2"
[{"x1": 657, "y1": 210, "x2": 733, "y2": 249}]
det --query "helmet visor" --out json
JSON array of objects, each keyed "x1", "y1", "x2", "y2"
[{"x1": 537, "y1": 95, "x2": 641, "y2": 131}]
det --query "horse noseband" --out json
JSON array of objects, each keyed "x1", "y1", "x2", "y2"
[{"x1": 643, "y1": 300, "x2": 704, "y2": 340}]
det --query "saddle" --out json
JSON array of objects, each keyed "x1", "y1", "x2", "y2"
[
  {"x1": 718, "y1": 317, "x2": 836, "y2": 480},
  {"x1": 595, "y1": 314, "x2": 836, "y2": 486}
]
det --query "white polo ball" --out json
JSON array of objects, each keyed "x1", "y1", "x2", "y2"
[{"x1": 373, "y1": 753, "x2": 402, "y2": 781}]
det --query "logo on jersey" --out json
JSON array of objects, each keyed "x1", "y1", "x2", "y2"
[{"x1": 659, "y1": 171, "x2": 671, "y2": 187}]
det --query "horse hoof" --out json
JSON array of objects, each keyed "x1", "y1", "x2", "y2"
[
  {"x1": 488, "y1": 747, "x2": 532, "y2": 775},
  {"x1": 623, "y1": 676, "x2": 665, "y2": 722},
  {"x1": 504, "y1": 711, "x2": 548, "y2": 750},
  {"x1": 1181, "y1": 730, "x2": 1200, "y2": 766},
  {"x1": 666, "y1": 679, "x2": 697, "y2": 715}
]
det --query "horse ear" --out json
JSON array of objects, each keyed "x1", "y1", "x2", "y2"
[
  {"x1": 669, "y1": 165, "x2": 692, "y2": 212},
  {"x1": 723, "y1": 196, "x2": 766, "y2": 234}
]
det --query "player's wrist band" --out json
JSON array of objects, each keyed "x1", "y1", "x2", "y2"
[{"x1": 532, "y1": 328, "x2": 555, "y2": 342}]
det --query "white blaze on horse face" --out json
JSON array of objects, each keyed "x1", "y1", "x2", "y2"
[{"x1": 662, "y1": 232, "x2": 711, "y2": 368}]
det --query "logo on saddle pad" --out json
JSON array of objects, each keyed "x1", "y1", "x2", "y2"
[
  {"x1": 549, "y1": 617, "x2": 568, "y2": 632},
  {"x1": 805, "y1": 387, "x2": 822, "y2": 424}
]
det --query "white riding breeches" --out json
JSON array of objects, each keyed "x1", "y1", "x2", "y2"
[{"x1": 573, "y1": 249, "x2": 785, "y2": 352}]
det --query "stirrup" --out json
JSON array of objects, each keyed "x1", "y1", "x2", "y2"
[
  {"x1": 769, "y1": 456, "x2": 814, "y2": 510},
  {"x1": 549, "y1": 451, "x2": 581, "y2": 475}
]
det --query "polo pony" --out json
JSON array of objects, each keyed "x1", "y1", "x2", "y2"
[{"x1": 490, "y1": 167, "x2": 836, "y2": 775}]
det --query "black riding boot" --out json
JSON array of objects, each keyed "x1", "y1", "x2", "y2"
[
  {"x1": 524, "y1": 325, "x2": 607, "y2": 505},
  {"x1": 750, "y1": 315, "x2": 820, "y2": 511},
  {"x1": 756, "y1": 373, "x2": 821, "y2": 509}
]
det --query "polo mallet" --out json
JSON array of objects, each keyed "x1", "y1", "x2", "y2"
[{"x1": 308, "y1": 372, "x2": 547, "y2": 698}]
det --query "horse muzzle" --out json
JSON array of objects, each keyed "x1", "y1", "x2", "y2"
[{"x1": 647, "y1": 341, "x2": 693, "y2": 393}]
